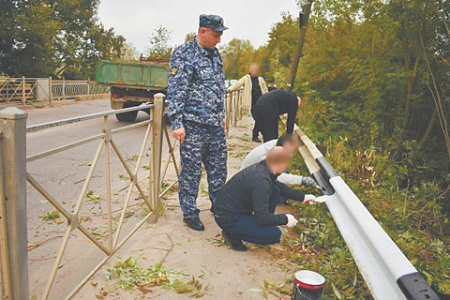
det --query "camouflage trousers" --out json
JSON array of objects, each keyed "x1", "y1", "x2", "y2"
[{"x1": 179, "y1": 121, "x2": 228, "y2": 219}]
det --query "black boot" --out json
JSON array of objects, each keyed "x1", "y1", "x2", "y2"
[
  {"x1": 252, "y1": 137, "x2": 261, "y2": 142},
  {"x1": 184, "y1": 218, "x2": 205, "y2": 231},
  {"x1": 222, "y1": 230, "x2": 248, "y2": 252}
]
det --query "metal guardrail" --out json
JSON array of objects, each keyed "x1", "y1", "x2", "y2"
[
  {"x1": 0, "y1": 77, "x2": 108, "y2": 104},
  {"x1": 0, "y1": 94, "x2": 183, "y2": 299},
  {"x1": 294, "y1": 127, "x2": 441, "y2": 300},
  {"x1": 0, "y1": 88, "x2": 243, "y2": 299},
  {"x1": 27, "y1": 103, "x2": 154, "y2": 132}
]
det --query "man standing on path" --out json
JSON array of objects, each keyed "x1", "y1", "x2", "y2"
[
  {"x1": 168, "y1": 15, "x2": 228, "y2": 231},
  {"x1": 228, "y1": 63, "x2": 268, "y2": 142},
  {"x1": 253, "y1": 89, "x2": 302, "y2": 142}
]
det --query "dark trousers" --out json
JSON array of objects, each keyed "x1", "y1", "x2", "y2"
[
  {"x1": 253, "y1": 106, "x2": 279, "y2": 142},
  {"x1": 216, "y1": 185, "x2": 282, "y2": 245},
  {"x1": 250, "y1": 107, "x2": 261, "y2": 140}
]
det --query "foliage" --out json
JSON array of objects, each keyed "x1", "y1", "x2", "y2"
[
  {"x1": 103, "y1": 257, "x2": 208, "y2": 298},
  {"x1": 287, "y1": 96, "x2": 450, "y2": 297},
  {"x1": 236, "y1": 0, "x2": 450, "y2": 297},
  {"x1": 0, "y1": 0, "x2": 125, "y2": 79},
  {"x1": 185, "y1": 32, "x2": 196, "y2": 42},
  {"x1": 145, "y1": 25, "x2": 172, "y2": 60},
  {"x1": 85, "y1": 190, "x2": 101, "y2": 203},
  {"x1": 40, "y1": 210, "x2": 63, "y2": 225},
  {"x1": 219, "y1": 39, "x2": 255, "y2": 79},
  {"x1": 91, "y1": 223, "x2": 118, "y2": 239},
  {"x1": 117, "y1": 42, "x2": 139, "y2": 62}
]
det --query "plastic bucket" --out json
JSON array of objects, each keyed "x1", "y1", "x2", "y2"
[{"x1": 293, "y1": 270, "x2": 326, "y2": 300}]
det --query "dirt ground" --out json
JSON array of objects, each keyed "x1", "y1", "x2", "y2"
[{"x1": 73, "y1": 115, "x2": 295, "y2": 300}]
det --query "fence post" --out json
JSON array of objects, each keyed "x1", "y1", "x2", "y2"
[
  {"x1": 0, "y1": 107, "x2": 29, "y2": 299},
  {"x1": 62, "y1": 77, "x2": 66, "y2": 100},
  {"x1": 87, "y1": 79, "x2": 90, "y2": 95},
  {"x1": 21, "y1": 77, "x2": 26, "y2": 104},
  {"x1": 149, "y1": 94, "x2": 165, "y2": 223},
  {"x1": 48, "y1": 76, "x2": 53, "y2": 104}
]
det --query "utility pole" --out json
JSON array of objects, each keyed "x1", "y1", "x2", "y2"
[{"x1": 287, "y1": 0, "x2": 314, "y2": 92}]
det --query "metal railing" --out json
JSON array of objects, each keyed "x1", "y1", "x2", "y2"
[
  {"x1": 293, "y1": 125, "x2": 441, "y2": 300},
  {"x1": 0, "y1": 94, "x2": 182, "y2": 299},
  {"x1": 0, "y1": 77, "x2": 108, "y2": 104},
  {"x1": 225, "y1": 89, "x2": 244, "y2": 135}
]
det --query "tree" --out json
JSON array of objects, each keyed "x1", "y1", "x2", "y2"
[
  {"x1": 185, "y1": 32, "x2": 196, "y2": 42},
  {"x1": 117, "y1": 42, "x2": 139, "y2": 62},
  {"x1": 255, "y1": 0, "x2": 449, "y2": 185},
  {"x1": 219, "y1": 39, "x2": 255, "y2": 79},
  {"x1": 0, "y1": 0, "x2": 124, "y2": 79},
  {"x1": 146, "y1": 26, "x2": 172, "y2": 60}
]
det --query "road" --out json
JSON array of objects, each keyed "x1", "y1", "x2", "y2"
[{"x1": 25, "y1": 99, "x2": 178, "y2": 299}]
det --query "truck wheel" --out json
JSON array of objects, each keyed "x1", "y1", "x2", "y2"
[{"x1": 116, "y1": 103, "x2": 138, "y2": 122}]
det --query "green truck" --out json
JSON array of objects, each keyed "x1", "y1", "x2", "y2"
[{"x1": 96, "y1": 59, "x2": 169, "y2": 122}]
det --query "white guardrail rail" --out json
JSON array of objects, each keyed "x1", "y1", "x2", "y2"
[{"x1": 294, "y1": 127, "x2": 441, "y2": 300}]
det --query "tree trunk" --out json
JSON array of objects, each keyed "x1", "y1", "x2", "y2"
[{"x1": 419, "y1": 108, "x2": 437, "y2": 147}]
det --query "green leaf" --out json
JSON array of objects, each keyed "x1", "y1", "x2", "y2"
[{"x1": 331, "y1": 282, "x2": 342, "y2": 299}]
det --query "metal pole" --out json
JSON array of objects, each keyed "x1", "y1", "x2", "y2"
[
  {"x1": 148, "y1": 93, "x2": 165, "y2": 223},
  {"x1": 0, "y1": 107, "x2": 29, "y2": 299},
  {"x1": 48, "y1": 76, "x2": 53, "y2": 104},
  {"x1": 287, "y1": 0, "x2": 313, "y2": 92},
  {"x1": 21, "y1": 77, "x2": 26, "y2": 104},
  {"x1": 62, "y1": 77, "x2": 66, "y2": 100}
]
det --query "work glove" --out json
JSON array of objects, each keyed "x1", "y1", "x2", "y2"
[
  {"x1": 315, "y1": 196, "x2": 328, "y2": 203},
  {"x1": 285, "y1": 214, "x2": 298, "y2": 228},
  {"x1": 301, "y1": 176, "x2": 317, "y2": 187},
  {"x1": 303, "y1": 195, "x2": 328, "y2": 205},
  {"x1": 303, "y1": 194, "x2": 317, "y2": 205}
]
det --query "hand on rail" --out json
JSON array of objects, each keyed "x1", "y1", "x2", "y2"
[
  {"x1": 301, "y1": 176, "x2": 317, "y2": 187},
  {"x1": 173, "y1": 127, "x2": 186, "y2": 144},
  {"x1": 285, "y1": 214, "x2": 298, "y2": 228}
]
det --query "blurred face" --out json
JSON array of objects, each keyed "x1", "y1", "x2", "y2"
[
  {"x1": 283, "y1": 141, "x2": 298, "y2": 156},
  {"x1": 271, "y1": 161, "x2": 291, "y2": 175},
  {"x1": 198, "y1": 27, "x2": 222, "y2": 49},
  {"x1": 249, "y1": 64, "x2": 260, "y2": 77}
]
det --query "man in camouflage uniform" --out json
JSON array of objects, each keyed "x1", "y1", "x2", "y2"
[{"x1": 168, "y1": 14, "x2": 228, "y2": 231}]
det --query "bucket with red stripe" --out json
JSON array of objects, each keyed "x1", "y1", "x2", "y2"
[{"x1": 293, "y1": 270, "x2": 326, "y2": 300}]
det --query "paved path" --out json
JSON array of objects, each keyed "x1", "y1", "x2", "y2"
[{"x1": 74, "y1": 115, "x2": 291, "y2": 300}]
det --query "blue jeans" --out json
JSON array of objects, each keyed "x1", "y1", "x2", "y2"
[{"x1": 216, "y1": 185, "x2": 282, "y2": 245}]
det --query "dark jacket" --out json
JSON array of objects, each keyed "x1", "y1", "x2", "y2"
[
  {"x1": 254, "y1": 89, "x2": 298, "y2": 133},
  {"x1": 213, "y1": 160, "x2": 305, "y2": 227}
]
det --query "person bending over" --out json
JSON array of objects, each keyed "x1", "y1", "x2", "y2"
[
  {"x1": 212, "y1": 147, "x2": 326, "y2": 251},
  {"x1": 253, "y1": 89, "x2": 302, "y2": 142},
  {"x1": 241, "y1": 134, "x2": 318, "y2": 189}
]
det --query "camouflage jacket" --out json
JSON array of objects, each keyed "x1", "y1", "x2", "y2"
[{"x1": 167, "y1": 38, "x2": 226, "y2": 129}]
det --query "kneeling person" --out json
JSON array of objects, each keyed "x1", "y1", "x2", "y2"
[
  {"x1": 241, "y1": 134, "x2": 317, "y2": 188},
  {"x1": 212, "y1": 147, "x2": 302, "y2": 252}
]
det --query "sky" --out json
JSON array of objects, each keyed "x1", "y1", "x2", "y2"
[{"x1": 98, "y1": 0, "x2": 300, "y2": 55}]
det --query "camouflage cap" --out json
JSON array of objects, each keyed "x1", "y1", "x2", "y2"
[{"x1": 199, "y1": 14, "x2": 228, "y2": 32}]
